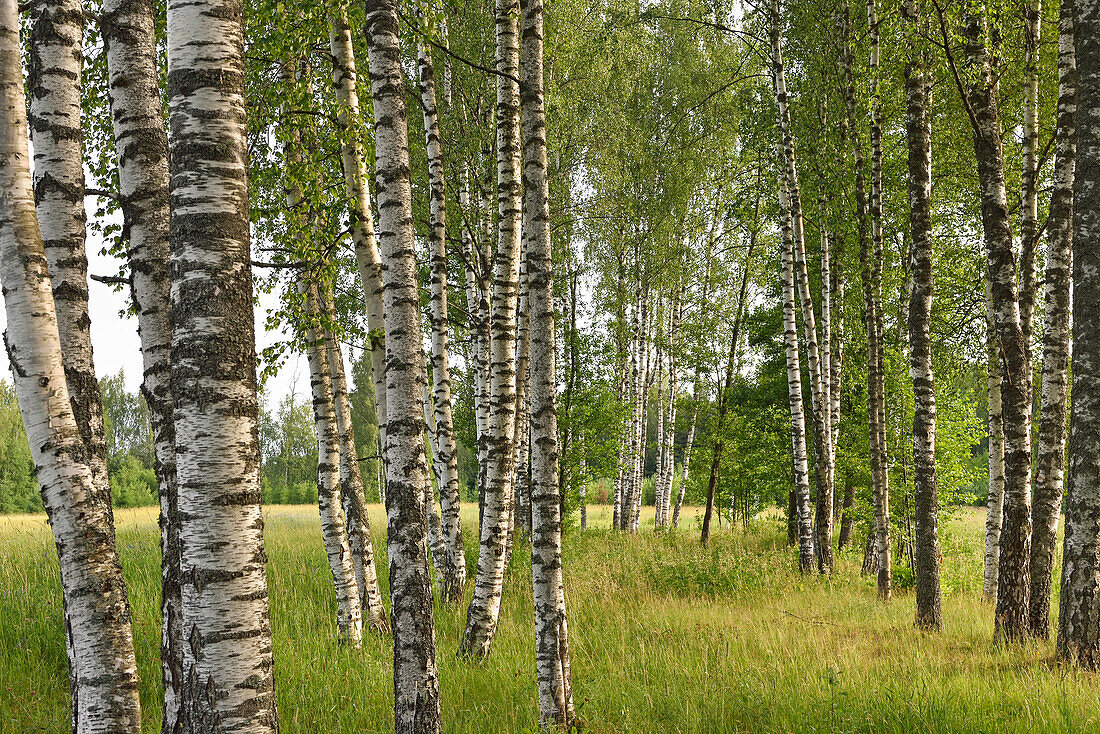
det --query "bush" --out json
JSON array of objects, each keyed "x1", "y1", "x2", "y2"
[{"x1": 110, "y1": 455, "x2": 157, "y2": 508}]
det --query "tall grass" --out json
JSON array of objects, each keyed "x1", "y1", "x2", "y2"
[{"x1": 1, "y1": 504, "x2": 1096, "y2": 733}]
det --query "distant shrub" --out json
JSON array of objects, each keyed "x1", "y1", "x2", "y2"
[{"x1": 110, "y1": 455, "x2": 157, "y2": 508}]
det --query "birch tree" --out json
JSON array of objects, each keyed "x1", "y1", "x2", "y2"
[
  {"x1": 100, "y1": 0, "x2": 181, "y2": 721},
  {"x1": 363, "y1": 0, "x2": 441, "y2": 724},
  {"x1": 166, "y1": 0, "x2": 277, "y2": 723},
  {"x1": 903, "y1": 0, "x2": 941, "y2": 630},
  {"x1": 1057, "y1": 0, "x2": 1100, "y2": 666},
  {"x1": 0, "y1": 4, "x2": 142, "y2": 730},
  {"x1": 1031, "y1": 0, "x2": 1075, "y2": 639},
  {"x1": 417, "y1": 16, "x2": 467, "y2": 604},
  {"x1": 953, "y1": 7, "x2": 1033, "y2": 641},
  {"x1": 461, "y1": 0, "x2": 524, "y2": 655},
  {"x1": 522, "y1": 0, "x2": 575, "y2": 717}
]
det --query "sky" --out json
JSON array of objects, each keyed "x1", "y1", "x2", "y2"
[{"x1": 0, "y1": 241, "x2": 309, "y2": 412}]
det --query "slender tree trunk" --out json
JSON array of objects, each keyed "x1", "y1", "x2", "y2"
[
  {"x1": 0, "y1": 3, "x2": 141, "y2": 728},
  {"x1": 904, "y1": 11, "x2": 942, "y2": 629},
  {"x1": 838, "y1": 479, "x2": 855, "y2": 549},
  {"x1": 612, "y1": 347, "x2": 630, "y2": 529},
  {"x1": 167, "y1": 0, "x2": 277, "y2": 723},
  {"x1": 30, "y1": 0, "x2": 113, "y2": 520},
  {"x1": 671, "y1": 386, "x2": 697, "y2": 529},
  {"x1": 417, "y1": 26, "x2": 467, "y2": 604},
  {"x1": 653, "y1": 320, "x2": 666, "y2": 527},
  {"x1": 1056, "y1": 0, "x2": 1100, "y2": 666},
  {"x1": 771, "y1": 0, "x2": 833, "y2": 571},
  {"x1": 776, "y1": 171, "x2": 815, "y2": 571},
  {"x1": 522, "y1": 0, "x2": 575, "y2": 716},
  {"x1": 1019, "y1": 0, "x2": 1043, "y2": 349},
  {"x1": 514, "y1": 261, "x2": 532, "y2": 542},
  {"x1": 100, "y1": 0, "x2": 180, "y2": 723},
  {"x1": 956, "y1": 8, "x2": 1033, "y2": 641},
  {"x1": 322, "y1": 295, "x2": 389, "y2": 633},
  {"x1": 363, "y1": 0, "x2": 441, "y2": 727},
  {"x1": 1031, "y1": 0, "x2": 1075, "y2": 639},
  {"x1": 984, "y1": 278, "x2": 1006, "y2": 602},
  {"x1": 460, "y1": 0, "x2": 523, "y2": 657},
  {"x1": 329, "y1": 7, "x2": 388, "y2": 460},
  {"x1": 578, "y1": 443, "x2": 587, "y2": 531},
  {"x1": 301, "y1": 280, "x2": 364, "y2": 646}
]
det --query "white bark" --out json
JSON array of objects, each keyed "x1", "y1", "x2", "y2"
[
  {"x1": 301, "y1": 280, "x2": 363, "y2": 647},
  {"x1": 100, "y1": 0, "x2": 181, "y2": 722},
  {"x1": 460, "y1": 0, "x2": 523, "y2": 657},
  {"x1": 166, "y1": 0, "x2": 277, "y2": 724},
  {"x1": 0, "y1": 5, "x2": 142, "y2": 730},
  {"x1": 362, "y1": 0, "x2": 441, "y2": 726}
]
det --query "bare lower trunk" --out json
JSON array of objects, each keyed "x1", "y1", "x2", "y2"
[
  {"x1": 362, "y1": 0, "x2": 441, "y2": 726},
  {"x1": 1056, "y1": 0, "x2": 1100, "y2": 666},
  {"x1": 301, "y1": 281, "x2": 363, "y2": 646},
  {"x1": 904, "y1": 17, "x2": 942, "y2": 629},
  {"x1": 460, "y1": 0, "x2": 522, "y2": 658},
  {"x1": 417, "y1": 26, "x2": 467, "y2": 604},
  {"x1": 322, "y1": 295, "x2": 389, "y2": 633},
  {"x1": 0, "y1": 3, "x2": 142, "y2": 728},
  {"x1": 957, "y1": 9, "x2": 1033, "y2": 641},
  {"x1": 522, "y1": 0, "x2": 575, "y2": 716},
  {"x1": 984, "y1": 279, "x2": 1006, "y2": 602},
  {"x1": 167, "y1": 0, "x2": 277, "y2": 724},
  {"x1": 671, "y1": 382, "x2": 698, "y2": 529},
  {"x1": 1032, "y1": 0, "x2": 1075, "y2": 639},
  {"x1": 99, "y1": 0, "x2": 180, "y2": 723}
]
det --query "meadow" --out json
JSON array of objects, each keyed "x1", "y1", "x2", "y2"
[{"x1": 2, "y1": 504, "x2": 1099, "y2": 733}]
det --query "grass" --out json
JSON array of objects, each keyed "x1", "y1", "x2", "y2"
[{"x1": 2, "y1": 503, "x2": 1098, "y2": 733}]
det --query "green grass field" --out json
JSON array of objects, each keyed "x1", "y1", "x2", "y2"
[{"x1": 2, "y1": 504, "x2": 1098, "y2": 733}]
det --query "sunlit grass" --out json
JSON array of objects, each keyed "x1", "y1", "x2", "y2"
[{"x1": 1, "y1": 503, "x2": 1096, "y2": 733}]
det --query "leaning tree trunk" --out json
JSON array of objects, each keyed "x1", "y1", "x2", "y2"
[
  {"x1": 166, "y1": 0, "x2": 278, "y2": 724},
  {"x1": 417, "y1": 26, "x2": 467, "y2": 604},
  {"x1": 30, "y1": 0, "x2": 113, "y2": 520},
  {"x1": 301, "y1": 280, "x2": 364, "y2": 647},
  {"x1": 904, "y1": 13, "x2": 942, "y2": 630},
  {"x1": 322, "y1": 297, "x2": 390, "y2": 633},
  {"x1": 1056, "y1": 0, "x2": 1100, "y2": 666},
  {"x1": 958, "y1": 8, "x2": 1033, "y2": 642},
  {"x1": 329, "y1": 7, "x2": 388, "y2": 459},
  {"x1": 771, "y1": 0, "x2": 833, "y2": 570},
  {"x1": 460, "y1": 0, "x2": 523, "y2": 660},
  {"x1": 99, "y1": 0, "x2": 181, "y2": 723},
  {"x1": 1031, "y1": 0, "x2": 1075, "y2": 640},
  {"x1": 521, "y1": 0, "x2": 576, "y2": 717},
  {"x1": 363, "y1": 0, "x2": 442, "y2": 727},
  {"x1": 0, "y1": 3, "x2": 142, "y2": 729}
]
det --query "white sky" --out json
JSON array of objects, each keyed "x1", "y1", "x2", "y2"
[{"x1": 0, "y1": 242, "x2": 306, "y2": 411}]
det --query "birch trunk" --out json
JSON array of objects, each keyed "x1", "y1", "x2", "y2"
[
  {"x1": 771, "y1": 0, "x2": 833, "y2": 570},
  {"x1": 362, "y1": 0, "x2": 441, "y2": 725},
  {"x1": 322, "y1": 295, "x2": 389, "y2": 633},
  {"x1": 1055, "y1": 0, "x2": 1100, "y2": 665},
  {"x1": 1031, "y1": 0, "x2": 1075, "y2": 639},
  {"x1": 629, "y1": 296, "x2": 650, "y2": 533},
  {"x1": 166, "y1": 0, "x2": 277, "y2": 722},
  {"x1": 522, "y1": 0, "x2": 576, "y2": 715},
  {"x1": 514, "y1": 258, "x2": 531, "y2": 543},
  {"x1": 1019, "y1": 0, "x2": 1042, "y2": 349},
  {"x1": 30, "y1": 0, "x2": 114, "y2": 525},
  {"x1": 653, "y1": 322, "x2": 666, "y2": 527},
  {"x1": 904, "y1": 11, "x2": 942, "y2": 629},
  {"x1": 460, "y1": 0, "x2": 523, "y2": 657},
  {"x1": 958, "y1": 9, "x2": 1033, "y2": 641},
  {"x1": 329, "y1": 7, "x2": 388, "y2": 459},
  {"x1": 417, "y1": 26, "x2": 467, "y2": 604},
  {"x1": 984, "y1": 279, "x2": 1006, "y2": 601},
  {"x1": 0, "y1": 3, "x2": 141, "y2": 728},
  {"x1": 777, "y1": 172, "x2": 815, "y2": 571},
  {"x1": 671, "y1": 382, "x2": 697, "y2": 529},
  {"x1": 612, "y1": 347, "x2": 630, "y2": 529},
  {"x1": 301, "y1": 281, "x2": 363, "y2": 646},
  {"x1": 100, "y1": 0, "x2": 180, "y2": 722}
]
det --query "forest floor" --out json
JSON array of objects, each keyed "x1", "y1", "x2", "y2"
[{"x1": 2, "y1": 503, "x2": 1098, "y2": 733}]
